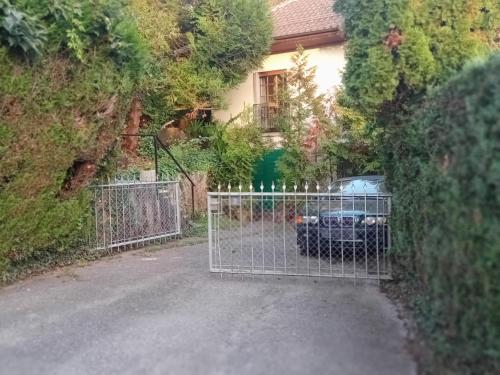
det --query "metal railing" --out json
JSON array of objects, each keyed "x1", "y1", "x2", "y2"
[
  {"x1": 208, "y1": 182, "x2": 391, "y2": 280},
  {"x1": 253, "y1": 103, "x2": 285, "y2": 132},
  {"x1": 93, "y1": 180, "x2": 181, "y2": 251}
]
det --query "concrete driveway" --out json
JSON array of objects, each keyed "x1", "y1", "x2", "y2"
[{"x1": 0, "y1": 241, "x2": 415, "y2": 375}]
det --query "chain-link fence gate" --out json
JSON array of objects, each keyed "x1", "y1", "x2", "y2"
[
  {"x1": 208, "y1": 182, "x2": 391, "y2": 280},
  {"x1": 93, "y1": 180, "x2": 181, "y2": 250}
]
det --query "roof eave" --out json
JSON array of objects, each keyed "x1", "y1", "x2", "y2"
[{"x1": 271, "y1": 28, "x2": 345, "y2": 54}]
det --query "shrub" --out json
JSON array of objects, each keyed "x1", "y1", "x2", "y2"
[
  {"x1": 210, "y1": 108, "x2": 266, "y2": 187},
  {"x1": 158, "y1": 137, "x2": 215, "y2": 178},
  {"x1": 192, "y1": 0, "x2": 273, "y2": 86},
  {"x1": 391, "y1": 54, "x2": 500, "y2": 373}
]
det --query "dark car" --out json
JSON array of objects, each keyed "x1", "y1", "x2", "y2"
[{"x1": 296, "y1": 176, "x2": 389, "y2": 257}]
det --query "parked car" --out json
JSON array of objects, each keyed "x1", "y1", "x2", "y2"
[{"x1": 296, "y1": 176, "x2": 389, "y2": 256}]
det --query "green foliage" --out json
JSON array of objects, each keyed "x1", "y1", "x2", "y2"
[
  {"x1": 152, "y1": 111, "x2": 265, "y2": 188},
  {"x1": 390, "y1": 54, "x2": 500, "y2": 373},
  {"x1": 210, "y1": 108, "x2": 266, "y2": 186},
  {"x1": 130, "y1": 0, "x2": 180, "y2": 59},
  {"x1": 108, "y1": 17, "x2": 149, "y2": 77},
  {"x1": 275, "y1": 47, "x2": 378, "y2": 186},
  {"x1": 192, "y1": 0, "x2": 273, "y2": 85},
  {"x1": 130, "y1": 0, "x2": 179, "y2": 129},
  {"x1": 0, "y1": 0, "x2": 273, "y2": 281},
  {"x1": 166, "y1": 57, "x2": 226, "y2": 109},
  {"x1": 0, "y1": 46, "x2": 134, "y2": 278},
  {"x1": 322, "y1": 92, "x2": 382, "y2": 177},
  {"x1": 0, "y1": 1, "x2": 143, "y2": 280},
  {"x1": 1, "y1": 0, "x2": 148, "y2": 74},
  {"x1": 166, "y1": 0, "x2": 273, "y2": 109},
  {"x1": 276, "y1": 47, "x2": 325, "y2": 186},
  {"x1": 158, "y1": 137, "x2": 215, "y2": 178},
  {"x1": 0, "y1": 0, "x2": 47, "y2": 58},
  {"x1": 335, "y1": 0, "x2": 499, "y2": 115},
  {"x1": 132, "y1": 0, "x2": 272, "y2": 139},
  {"x1": 336, "y1": 1, "x2": 500, "y2": 371}
]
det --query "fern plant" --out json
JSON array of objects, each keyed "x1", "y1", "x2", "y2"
[{"x1": 0, "y1": 0, "x2": 46, "y2": 58}]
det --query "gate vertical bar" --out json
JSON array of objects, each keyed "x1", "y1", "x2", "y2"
[
  {"x1": 218, "y1": 184, "x2": 222, "y2": 276},
  {"x1": 228, "y1": 184, "x2": 233, "y2": 273},
  {"x1": 328, "y1": 184, "x2": 332, "y2": 277},
  {"x1": 239, "y1": 184, "x2": 243, "y2": 273},
  {"x1": 364, "y1": 183, "x2": 368, "y2": 277},
  {"x1": 101, "y1": 184, "x2": 107, "y2": 250},
  {"x1": 175, "y1": 181, "x2": 181, "y2": 236},
  {"x1": 261, "y1": 182, "x2": 264, "y2": 273},
  {"x1": 376, "y1": 181, "x2": 380, "y2": 281},
  {"x1": 108, "y1": 183, "x2": 113, "y2": 250},
  {"x1": 250, "y1": 184, "x2": 254, "y2": 274},
  {"x1": 387, "y1": 196, "x2": 392, "y2": 276},
  {"x1": 94, "y1": 187, "x2": 99, "y2": 250},
  {"x1": 294, "y1": 184, "x2": 298, "y2": 274},
  {"x1": 121, "y1": 183, "x2": 126, "y2": 251},
  {"x1": 208, "y1": 194, "x2": 213, "y2": 271},
  {"x1": 340, "y1": 183, "x2": 344, "y2": 276},
  {"x1": 282, "y1": 183, "x2": 287, "y2": 274},
  {"x1": 272, "y1": 182, "x2": 276, "y2": 274},
  {"x1": 352, "y1": 186, "x2": 356, "y2": 278},
  {"x1": 317, "y1": 183, "x2": 321, "y2": 277},
  {"x1": 305, "y1": 183, "x2": 310, "y2": 276}
]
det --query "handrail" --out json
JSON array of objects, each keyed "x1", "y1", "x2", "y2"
[
  {"x1": 154, "y1": 135, "x2": 196, "y2": 219},
  {"x1": 121, "y1": 133, "x2": 196, "y2": 219}
]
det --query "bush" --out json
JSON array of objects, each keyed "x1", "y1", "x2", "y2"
[
  {"x1": 210, "y1": 109, "x2": 265, "y2": 187},
  {"x1": 158, "y1": 137, "x2": 215, "y2": 178},
  {"x1": 151, "y1": 111, "x2": 265, "y2": 189},
  {"x1": 192, "y1": 0, "x2": 273, "y2": 85},
  {"x1": 391, "y1": 54, "x2": 500, "y2": 373}
]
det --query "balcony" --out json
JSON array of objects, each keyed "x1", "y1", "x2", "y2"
[{"x1": 253, "y1": 103, "x2": 284, "y2": 132}]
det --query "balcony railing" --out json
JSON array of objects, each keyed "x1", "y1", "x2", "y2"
[{"x1": 253, "y1": 103, "x2": 285, "y2": 132}]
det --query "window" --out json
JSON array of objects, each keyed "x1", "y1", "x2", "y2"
[{"x1": 255, "y1": 70, "x2": 286, "y2": 132}]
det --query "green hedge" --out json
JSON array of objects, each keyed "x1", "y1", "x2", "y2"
[
  {"x1": 391, "y1": 54, "x2": 500, "y2": 373},
  {"x1": 0, "y1": 0, "x2": 142, "y2": 282}
]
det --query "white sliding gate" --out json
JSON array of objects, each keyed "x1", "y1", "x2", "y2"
[{"x1": 208, "y1": 183, "x2": 391, "y2": 280}]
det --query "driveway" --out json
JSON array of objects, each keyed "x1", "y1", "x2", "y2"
[{"x1": 0, "y1": 241, "x2": 415, "y2": 375}]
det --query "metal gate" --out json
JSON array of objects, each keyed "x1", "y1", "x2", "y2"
[
  {"x1": 208, "y1": 183, "x2": 391, "y2": 280},
  {"x1": 93, "y1": 180, "x2": 181, "y2": 250}
]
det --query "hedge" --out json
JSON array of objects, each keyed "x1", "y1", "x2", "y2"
[{"x1": 391, "y1": 54, "x2": 500, "y2": 373}]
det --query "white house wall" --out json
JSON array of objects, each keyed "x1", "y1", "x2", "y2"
[{"x1": 213, "y1": 44, "x2": 346, "y2": 123}]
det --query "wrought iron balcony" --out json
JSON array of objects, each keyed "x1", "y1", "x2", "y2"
[{"x1": 253, "y1": 103, "x2": 284, "y2": 132}]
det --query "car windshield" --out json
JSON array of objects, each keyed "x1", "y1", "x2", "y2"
[
  {"x1": 301, "y1": 176, "x2": 389, "y2": 215},
  {"x1": 331, "y1": 177, "x2": 386, "y2": 194}
]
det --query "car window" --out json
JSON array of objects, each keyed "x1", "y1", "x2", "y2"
[{"x1": 331, "y1": 178, "x2": 385, "y2": 194}]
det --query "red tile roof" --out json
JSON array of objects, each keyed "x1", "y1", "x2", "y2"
[{"x1": 272, "y1": 0, "x2": 342, "y2": 39}]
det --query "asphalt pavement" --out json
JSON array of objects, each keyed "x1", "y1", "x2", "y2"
[{"x1": 0, "y1": 241, "x2": 416, "y2": 375}]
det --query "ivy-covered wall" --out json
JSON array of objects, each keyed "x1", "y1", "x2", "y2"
[
  {"x1": 0, "y1": 0, "x2": 143, "y2": 281},
  {"x1": 0, "y1": 0, "x2": 272, "y2": 282}
]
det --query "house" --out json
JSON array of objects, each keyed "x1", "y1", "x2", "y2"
[{"x1": 213, "y1": 0, "x2": 346, "y2": 146}]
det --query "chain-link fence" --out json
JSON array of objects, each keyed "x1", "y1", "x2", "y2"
[
  {"x1": 92, "y1": 180, "x2": 181, "y2": 250},
  {"x1": 208, "y1": 182, "x2": 391, "y2": 280}
]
